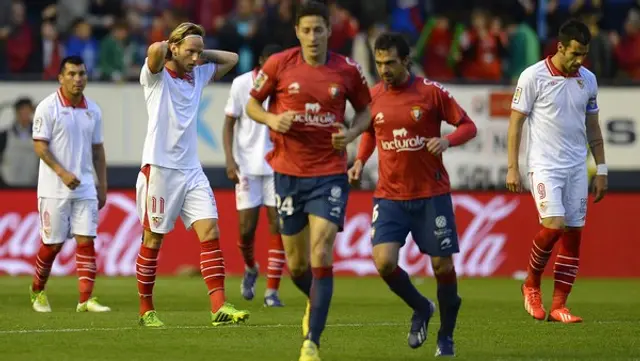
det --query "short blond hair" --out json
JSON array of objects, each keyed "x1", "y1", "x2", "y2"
[{"x1": 168, "y1": 22, "x2": 205, "y2": 44}]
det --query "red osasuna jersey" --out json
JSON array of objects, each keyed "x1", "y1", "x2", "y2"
[
  {"x1": 250, "y1": 47, "x2": 371, "y2": 177},
  {"x1": 358, "y1": 75, "x2": 474, "y2": 200}
]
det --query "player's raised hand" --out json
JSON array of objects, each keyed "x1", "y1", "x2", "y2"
[
  {"x1": 505, "y1": 168, "x2": 522, "y2": 193},
  {"x1": 225, "y1": 159, "x2": 240, "y2": 183},
  {"x1": 348, "y1": 160, "x2": 363, "y2": 185},
  {"x1": 592, "y1": 174, "x2": 608, "y2": 203},
  {"x1": 331, "y1": 123, "x2": 355, "y2": 150},
  {"x1": 60, "y1": 170, "x2": 81, "y2": 190},
  {"x1": 426, "y1": 137, "x2": 450, "y2": 155},
  {"x1": 267, "y1": 111, "x2": 295, "y2": 133}
]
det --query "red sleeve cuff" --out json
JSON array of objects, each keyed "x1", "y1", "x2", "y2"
[{"x1": 445, "y1": 115, "x2": 477, "y2": 147}]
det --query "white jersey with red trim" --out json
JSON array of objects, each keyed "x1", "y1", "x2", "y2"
[
  {"x1": 224, "y1": 70, "x2": 273, "y2": 176},
  {"x1": 511, "y1": 56, "x2": 599, "y2": 171},
  {"x1": 32, "y1": 89, "x2": 103, "y2": 199},
  {"x1": 139, "y1": 59, "x2": 217, "y2": 169}
]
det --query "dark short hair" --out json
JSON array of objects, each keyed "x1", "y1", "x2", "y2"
[
  {"x1": 558, "y1": 19, "x2": 592, "y2": 46},
  {"x1": 13, "y1": 97, "x2": 33, "y2": 110},
  {"x1": 374, "y1": 32, "x2": 411, "y2": 60},
  {"x1": 296, "y1": 0, "x2": 330, "y2": 26},
  {"x1": 261, "y1": 44, "x2": 283, "y2": 59},
  {"x1": 59, "y1": 56, "x2": 85, "y2": 74}
]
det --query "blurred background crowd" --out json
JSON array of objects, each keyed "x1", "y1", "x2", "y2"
[{"x1": 1, "y1": 0, "x2": 639, "y2": 84}]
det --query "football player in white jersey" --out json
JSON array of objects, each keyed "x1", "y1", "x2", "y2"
[
  {"x1": 30, "y1": 56, "x2": 111, "y2": 314},
  {"x1": 135, "y1": 22, "x2": 249, "y2": 327},
  {"x1": 223, "y1": 44, "x2": 286, "y2": 307},
  {"x1": 506, "y1": 20, "x2": 607, "y2": 323}
]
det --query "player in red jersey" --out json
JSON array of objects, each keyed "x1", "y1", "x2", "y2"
[
  {"x1": 349, "y1": 33, "x2": 477, "y2": 357},
  {"x1": 245, "y1": 2, "x2": 372, "y2": 360}
]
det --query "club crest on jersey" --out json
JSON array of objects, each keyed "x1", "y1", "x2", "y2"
[
  {"x1": 288, "y1": 82, "x2": 300, "y2": 94},
  {"x1": 410, "y1": 106, "x2": 422, "y2": 121},
  {"x1": 253, "y1": 70, "x2": 268, "y2": 91},
  {"x1": 86, "y1": 111, "x2": 92, "y2": 119},
  {"x1": 576, "y1": 79, "x2": 584, "y2": 89},
  {"x1": 328, "y1": 83, "x2": 340, "y2": 99}
]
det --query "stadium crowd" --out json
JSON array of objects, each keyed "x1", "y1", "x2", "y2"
[{"x1": 0, "y1": 0, "x2": 639, "y2": 83}]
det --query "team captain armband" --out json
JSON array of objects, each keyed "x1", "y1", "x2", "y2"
[{"x1": 586, "y1": 97, "x2": 599, "y2": 113}]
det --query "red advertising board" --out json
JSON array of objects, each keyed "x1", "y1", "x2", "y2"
[{"x1": 0, "y1": 190, "x2": 638, "y2": 277}]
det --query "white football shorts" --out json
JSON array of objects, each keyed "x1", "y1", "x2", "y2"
[
  {"x1": 235, "y1": 174, "x2": 276, "y2": 211},
  {"x1": 136, "y1": 164, "x2": 218, "y2": 234},
  {"x1": 528, "y1": 165, "x2": 588, "y2": 227},
  {"x1": 38, "y1": 197, "x2": 99, "y2": 244}
]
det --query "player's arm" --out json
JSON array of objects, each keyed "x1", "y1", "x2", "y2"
[
  {"x1": 146, "y1": 41, "x2": 169, "y2": 73},
  {"x1": 427, "y1": 82, "x2": 477, "y2": 155},
  {"x1": 92, "y1": 109, "x2": 107, "y2": 207},
  {"x1": 336, "y1": 59, "x2": 373, "y2": 150},
  {"x1": 585, "y1": 87, "x2": 607, "y2": 202},
  {"x1": 200, "y1": 49, "x2": 239, "y2": 81},
  {"x1": 222, "y1": 115, "x2": 239, "y2": 183},
  {"x1": 246, "y1": 56, "x2": 295, "y2": 132},
  {"x1": 92, "y1": 143, "x2": 107, "y2": 208},
  {"x1": 348, "y1": 125, "x2": 375, "y2": 184},
  {"x1": 506, "y1": 110, "x2": 528, "y2": 188},
  {"x1": 32, "y1": 105, "x2": 80, "y2": 189},
  {"x1": 506, "y1": 69, "x2": 536, "y2": 192}
]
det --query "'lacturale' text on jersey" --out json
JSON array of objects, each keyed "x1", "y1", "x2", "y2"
[
  {"x1": 140, "y1": 59, "x2": 217, "y2": 169},
  {"x1": 511, "y1": 57, "x2": 599, "y2": 171},
  {"x1": 249, "y1": 47, "x2": 371, "y2": 177}
]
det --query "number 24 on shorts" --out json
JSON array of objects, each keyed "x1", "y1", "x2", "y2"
[{"x1": 275, "y1": 194, "x2": 294, "y2": 216}]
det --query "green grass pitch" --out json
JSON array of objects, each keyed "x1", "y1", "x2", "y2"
[{"x1": 1, "y1": 276, "x2": 639, "y2": 360}]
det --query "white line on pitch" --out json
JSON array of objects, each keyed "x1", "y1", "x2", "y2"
[{"x1": 0, "y1": 322, "x2": 408, "y2": 335}]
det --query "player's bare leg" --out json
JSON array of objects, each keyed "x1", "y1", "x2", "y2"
[
  {"x1": 282, "y1": 226, "x2": 311, "y2": 335},
  {"x1": 30, "y1": 242, "x2": 63, "y2": 312},
  {"x1": 75, "y1": 235, "x2": 110, "y2": 312},
  {"x1": 548, "y1": 226, "x2": 583, "y2": 323},
  {"x1": 137, "y1": 229, "x2": 164, "y2": 327},
  {"x1": 522, "y1": 216, "x2": 565, "y2": 320},
  {"x1": 192, "y1": 218, "x2": 250, "y2": 325},
  {"x1": 373, "y1": 243, "x2": 435, "y2": 349},
  {"x1": 431, "y1": 256, "x2": 461, "y2": 356},
  {"x1": 264, "y1": 206, "x2": 285, "y2": 307},
  {"x1": 238, "y1": 207, "x2": 261, "y2": 300}
]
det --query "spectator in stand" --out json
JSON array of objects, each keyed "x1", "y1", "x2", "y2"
[
  {"x1": 31, "y1": 20, "x2": 65, "y2": 80},
  {"x1": 414, "y1": 13, "x2": 458, "y2": 81},
  {"x1": 458, "y1": 8, "x2": 507, "y2": 81},
  {"x1": 56, "y1": 0, "x2": 91, "y2": 35},
  {"x1": 65, "y1": 18, "x2": 99, "y2": 77},
  {"x1": 259, "y1": 0, "x2": 298, "y2": 49},
  {"x1": 388, "y1": 0, "x2": 425, "y2": 44},
  {"x1": 580, "y1": 8, "x2": 614, "y2": 79},
  {"x1": 612, "y1": 8, "x2": 640, "y2": 80},
  {"x1": 505, "y1": 12, "x2": 540, "y2": 83},
  {"x1": 2, "y1": 0, "x2": 35, "y2": 76},
  {"x1": 98, "y1": 20, "x2": 131, "y2": 81},
  {"x1": 0, "y1": 97, "x2": 39, "y2": 188},
  {"x1": 218, "y1": 0, "x2": 262, "y2": 75},
  {"x1": 87, "y1": 0, "x2": 124, "y2": 40},
  {"x1": 328, "y1": 1, "x2": 359, "y2": 56}
]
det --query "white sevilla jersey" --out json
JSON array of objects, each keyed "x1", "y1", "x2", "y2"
[
  {"x1": 511, "y1": 57, "x2": 599, "y2": 171},
  {"x1": 32, "y1": 89, "x2": 103, "y2": 199},
  {"x1": 224, "y1": 70, "x2": 273, "y2": 176},
  {"x1": 139, "y1": 58, "x2": 217, "y2": 169}
]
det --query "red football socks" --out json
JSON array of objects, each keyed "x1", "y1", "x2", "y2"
[{"x1": 525, "y1": 227, "x2": 564, "y2": 288}]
